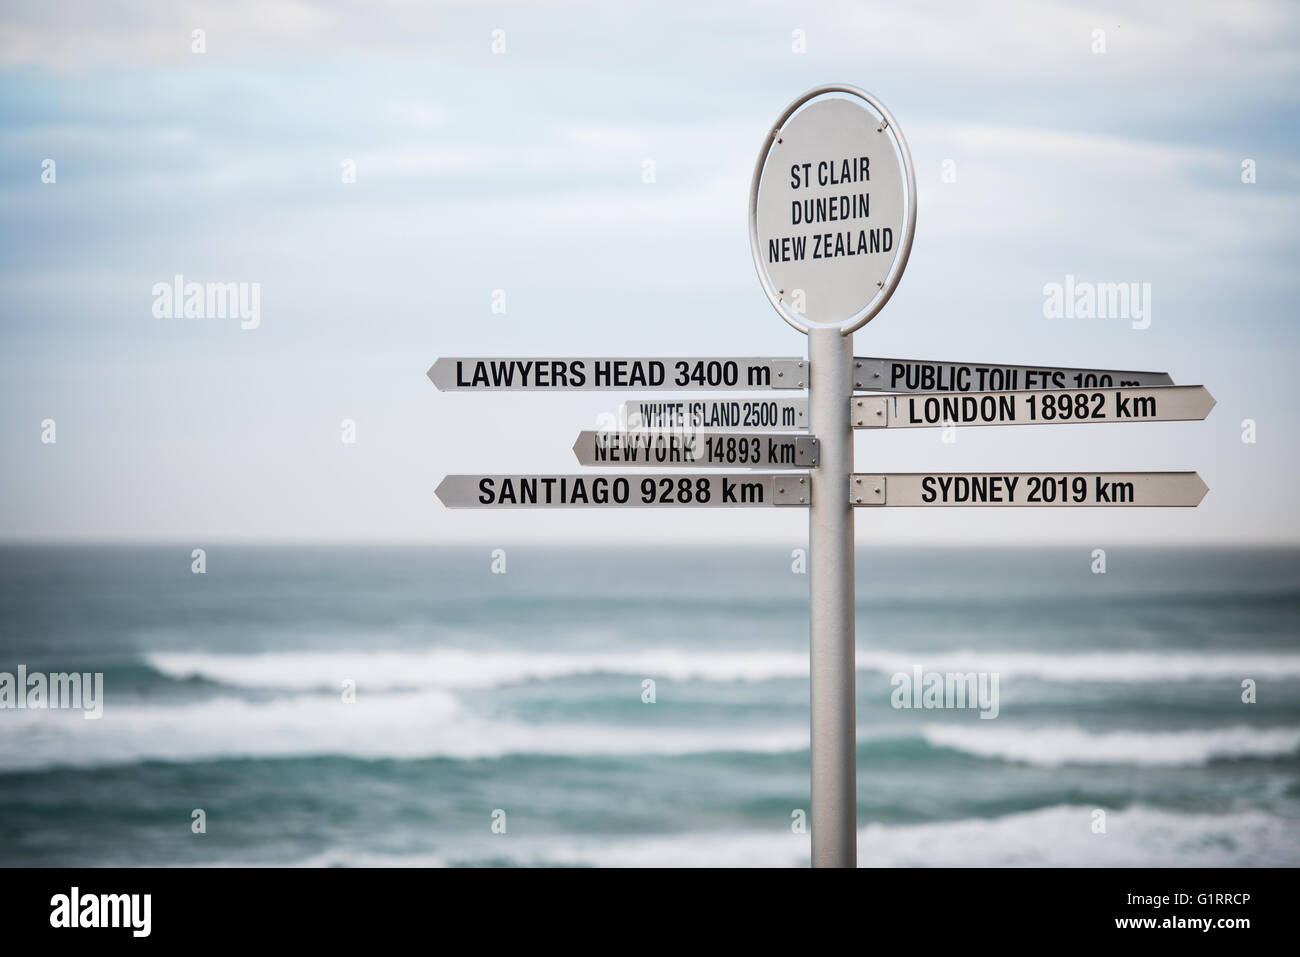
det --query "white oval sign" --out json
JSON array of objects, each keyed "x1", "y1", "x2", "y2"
[{"x1": 751, "y1": 91, "x2": 913, "y2": 332}]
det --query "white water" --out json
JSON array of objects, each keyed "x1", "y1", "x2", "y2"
[
  {"x1": 146, "y1": 647, "x2": 1300, "y2": 691},
  {"x1": 286, "y1": 805, "x2": 1300, "y2": 868}
]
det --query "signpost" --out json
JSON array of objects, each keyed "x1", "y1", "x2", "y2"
[
  {"x1": 435, "y1": 473, "x2": 810, "y2": 508},
  {"x1": 852, "y1": 385, "x2": 1215, "y2": 429},
  {"x1": 573, "y1": 431, "x2": 818, "y2": 468},
  {"x1": 618, "y1": 397, "x2": 808, "y2": 431},
  {"x1": 428, "y1": 356, "x2": 806, "y2": 391},
  {"x1": 852, "y1": 357, "x2": 1173, "y2": 393},
  {"x1": 426, "y1": 84, "x2": 1214, "y2": 869},
  {"x1": 749, "y1": 85, "x2": 917, "y2": 870},
  {"x1": 848, "y1": 472, "x2": 1208, "y2": 507}
]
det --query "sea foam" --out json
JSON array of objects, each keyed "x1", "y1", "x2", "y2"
[{"x1": 144, "y1": 647, "x2": 1300, "y2": 691}]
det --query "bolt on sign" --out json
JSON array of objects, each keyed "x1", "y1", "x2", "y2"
[{"x1": 427, "y1": 84, "x2": 1213, "y2": 869}]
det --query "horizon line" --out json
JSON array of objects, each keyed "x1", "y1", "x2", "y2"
[{"x1": 1, "y1": 538, "x2": 1297, "y2": 551}]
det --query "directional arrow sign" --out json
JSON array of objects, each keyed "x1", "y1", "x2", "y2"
[
  {"x1": 848, "y1": 472, "x2": 1208, "y2": 507},
  {"x1": 618, "y1": 397, "x2": 808, "y2": 431},
  {"x1": 573, "y1": 431, "x2": 817, "y2": 469},
  {"x1": 853, "y1": 357, "x2": 1173, "y2": 393},
  {"x1": 428, "y1": 357, "x2": 807, "y2": 391},
  {"x1": 852, "y1": 385, "x2": 1214, "y2": 429},
  {"x1": 436, "y1": 474, "x2": 811, "y2": 508}
]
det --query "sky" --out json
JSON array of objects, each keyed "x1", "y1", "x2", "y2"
[{"x1": 1, "y1": 0, "x2": 1298, "y2": 545}]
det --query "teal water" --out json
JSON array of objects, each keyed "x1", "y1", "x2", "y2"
[{"x1": 0, "y1": 545, "x2": 1297, "y2": 866}]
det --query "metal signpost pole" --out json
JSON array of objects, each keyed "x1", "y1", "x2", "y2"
[
  {"x1": 749, "y1": 84, "x2": 917, "y2": 867},
  {"x1": 808, "y1": 325, "x2": 857, "y2": 867}
]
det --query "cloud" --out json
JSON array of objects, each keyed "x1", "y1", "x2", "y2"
[
  {"x1": 0, "y1": 0, "x2": 1296, "y2": 93},
  {"x1": 386, "y1": 101, "x2": 449, "y2": 127},
  {"x1": 0, "y1": 0, "x2": 338, "y2": 71}
]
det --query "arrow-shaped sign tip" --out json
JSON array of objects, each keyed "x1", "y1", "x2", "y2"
[
  {"x1": 426, "y1": 360, "x2": 444, "y2": 389},
  {"x1": 434, "y1": 475, "x2": 454, "y2": 506},
  {"x1": 1193, "y1": 473, "x2": 1209, "y2": 505},
  {"x1": 1203, "y1": 387, "x2": 1217, "y2": 416}
]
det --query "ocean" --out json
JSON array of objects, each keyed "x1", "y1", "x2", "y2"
[{"x1": 0, "y1": 544, "x2": 1297, "y2": 867}]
